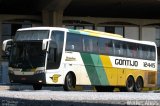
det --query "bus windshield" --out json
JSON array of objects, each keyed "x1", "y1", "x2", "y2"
[
  {"x1": 15, "y1": 30, "x2": 49, "y2": 41},
  {"x1": 9, "y1": 41, "x2": 46, "y2": 69}
]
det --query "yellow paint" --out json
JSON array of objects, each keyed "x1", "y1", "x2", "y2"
[
  {"x1": 117, "y1": 69, "x2": 126, "y2": 86},
  {"x1": 80, "y1": 29, "x2": 123, "y2": 38},
  {"x1": 100, "y1": 55, "x2": 112, "y2": 67},
  {"x1": 106, "y1": 68, "x2": 118, "y2": 86},
  {"x1": 52, "y1": 74, "x2": 61, "y2": 83},
  {"x1": 100, "y1": 55, "x2": 118, "y2": 85}
]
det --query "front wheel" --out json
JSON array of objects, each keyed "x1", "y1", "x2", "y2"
[
  {"x1": 63, "y1": 73, "x2": 76, "y2": 91},
  {"x1": 33, "y1": 84, "x2": 42, "y2": 90}
]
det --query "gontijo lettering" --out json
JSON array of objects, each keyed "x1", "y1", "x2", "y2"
[{"x1": 115, "y1": 59, "x2": 138, "y2": 67}]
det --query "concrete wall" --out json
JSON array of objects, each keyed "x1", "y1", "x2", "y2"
[
  {"x1": 142, "y1": 27, "x2": 156, "y2": 42},
  {"x1": 125, "y1": 26, "x2": 139, "y2": 40}
]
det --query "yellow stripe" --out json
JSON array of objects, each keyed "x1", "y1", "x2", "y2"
[
  {"x1": 100, "y1": 55, "x2": 117, "y2": 85},
  {"x1": 80, "y1": 29, "x2": 123, "y2": 38},
  {"x1": 100, "y1": 55, "x2": 112, "y2": 67}
]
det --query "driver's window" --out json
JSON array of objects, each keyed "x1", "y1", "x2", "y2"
[{"x1": 47, "y1": 31, "x2": 64, "y2": 69}]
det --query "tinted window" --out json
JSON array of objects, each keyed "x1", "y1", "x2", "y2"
[
  {"x1": 99, "y1": 38, "x2": 113, "y2": 55},
  {"x1": 150, "y1": 47, "x2": 156, "y2": 60},
  {"x1": 113, "y1": 40, "x2": 124, "y2": 56},
  {"x1": 127, "y1": 43, "x2": 138, "y2": 58},
  {"x1": 138, "y1": 45, "x2": 143, "y2": 59},
  {"x1": 15, "y1": 30, "x2": 49, "y2": 41},
  {"x1": 66, "y1": 33, "x2": 82, "y2": 52},
  {"x1": 145, "y1": 46, "x2": 156, "y2": 60},
  {"x1": 83, "y1": 36, "x2": 98, "y2": 53},
  {"x1": 47, "y1": 31, "x2": 64, "y2": 69}
]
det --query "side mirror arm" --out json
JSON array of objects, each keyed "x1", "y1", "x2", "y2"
[{"x1": 42, "y1": 39, "x2": 51, "y2": 50}]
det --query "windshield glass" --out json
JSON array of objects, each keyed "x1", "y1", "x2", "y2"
[
  {"x1": 15, "y1": 30, "x2": 49, "y2": 41},
  {"x1": 9, "y1": 41, "x2": 46, "y2": 69}
]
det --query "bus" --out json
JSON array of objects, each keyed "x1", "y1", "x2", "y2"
[{"x1": 2, "y1": 27, "x2": 157, "y2": 92}]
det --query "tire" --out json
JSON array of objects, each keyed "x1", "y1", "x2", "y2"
[
  {"x1": 126, "y1": 76, "x2": 135, "y2": 92},
  {"x1": 63, "y1": 73, "x2": 76, "y2": 91},
  {"x1": 33, "y1": 84, "x2": 42, "y2": 90},
  {"x1": 134, "y1": 77, "x2": 143, "y2": 92}
]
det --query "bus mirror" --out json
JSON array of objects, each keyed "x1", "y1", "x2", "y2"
[
  {"x1": 2, "y1": 39, "x2": 13, "y2": 51},
  {"x1": 42, "y1": 39, "x2": 51, "y2": 50}
]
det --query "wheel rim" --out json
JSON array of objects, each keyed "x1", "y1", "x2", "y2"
[
  {"x1": 126, "y1": 77, "x2": 134, "y2": 91},
  {"x1": 67, "y1": 75, "x2": 73, "y2": 88},
  {"x1": 136, "y1": 78, "x2": 143, "y2": 90},
  {"x1": 127, "y1": 78, "x2": 133, "y2": 88}
]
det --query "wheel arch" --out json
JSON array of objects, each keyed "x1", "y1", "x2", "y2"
[{"x1": 126, "y1": 75, "x2": 135, "y2": 83}]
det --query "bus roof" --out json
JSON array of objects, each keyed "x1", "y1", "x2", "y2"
[
  {"x1": 17, "y1": 27, "x2": 156, "y2": 47},
  {"x1": 79, "y1": 29, "x2": 123, "y2": 38},
  {"x1": 68, "y1": 29, "x2": 156, "y2": 46},
  {"x1": 17, "y1": 27, "x2": 68, "y2": 32}
]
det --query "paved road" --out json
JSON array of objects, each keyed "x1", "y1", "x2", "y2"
[{"x1": 0, "y1": 90, "x2": 160, "y2": 106}]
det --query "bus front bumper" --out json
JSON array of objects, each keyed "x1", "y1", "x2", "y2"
[{"x1": 9, "y1": 73, "x2": 46, "y2": 84}]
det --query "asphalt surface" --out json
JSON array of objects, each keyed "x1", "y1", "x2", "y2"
[{"x1": 0, "y1": 89, "x2": 160, "y2": 106}]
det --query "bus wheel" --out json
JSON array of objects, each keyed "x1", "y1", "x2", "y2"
[
  {"x1": 63, "y1": 73, "x2": 76, "y2": 91},
  {"x1": 134, "y1": 77, "x2": 143, "y2": 92},
  {"x1": 33, "y1": 84, "x2": 42, "y2": 90},
  {"x1": 126, "y1": 76, "x2": 135, "y2": 92}
]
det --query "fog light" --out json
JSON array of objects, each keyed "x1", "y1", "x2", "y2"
[{"x1": 39, "y1": 80, "x2": 42, "y2": 83}]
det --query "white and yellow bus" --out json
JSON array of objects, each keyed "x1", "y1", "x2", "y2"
[{"x1": 2, "y1": 27, "x2": 157, "y2": 92}]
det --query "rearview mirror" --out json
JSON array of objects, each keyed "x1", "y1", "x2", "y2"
[
  {"x1": 2, "y1": 39, "x2": 13, "y2": 58},
  {"x1": 2, "y1": 39, "x2": 13, "y2": 51}
]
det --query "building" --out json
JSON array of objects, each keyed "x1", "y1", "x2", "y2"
[{"x1": 0, "y1": 0, "x2": 160, "y2": 83}]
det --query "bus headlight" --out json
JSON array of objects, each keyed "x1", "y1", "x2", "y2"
[{"x1": 34, "y1": 70, "x2": 45, "y2": 74}]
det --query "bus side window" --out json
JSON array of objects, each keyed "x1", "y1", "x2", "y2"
[
  {"x1": 127, "y1": 43, "x2": 132, "y2": 58},
  {"x1": 138, "y1": 45, "x2": 143, "y2": 59},
  {"x1": 142, "y1": 45, "x2": 148, "y2": 60},
  {"x1": 132, "y1": 44, "x2": 137, "y2": 58},
  {"x1": 107, "y1": 39, "x2": 113, "y2": 55},
  {"x1": 151, "y1": 47, "x2": 156, "y2": 60},
  {"x1": 98, "y1": 38, "x2": 113, "y2": 55},
  {"x1": 98, "y1": 38, "x2": 106, "y2": 54},
  {"x1": 122, "y1": 42, "x2": 127, "y2": 57},
  {"x1": 66, "y1": 33, "x2": 82, "y2": 52},
  {"x1": 83, "y1": 36, "x2": 98, "y2": 53},
  {"x1": 113, "y1": 40, "x2": 123, "y2": 56}
]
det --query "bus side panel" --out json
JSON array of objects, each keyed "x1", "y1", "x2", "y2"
[
  {"x1": 64, "y1": 52, "x2": 92, "y2": 85},
  {"x1": 100, "y1": 55, "x2": 118, "y2": 86},
  {"x1": 143, "y1": 71, "x2": 157, "y2": 87},
  {"x1": 117, "y1": 68, "x2": 126, "y2": 86},
  {"x1": 80, "y1": 53, "x2": 109, "y2": 86}
]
